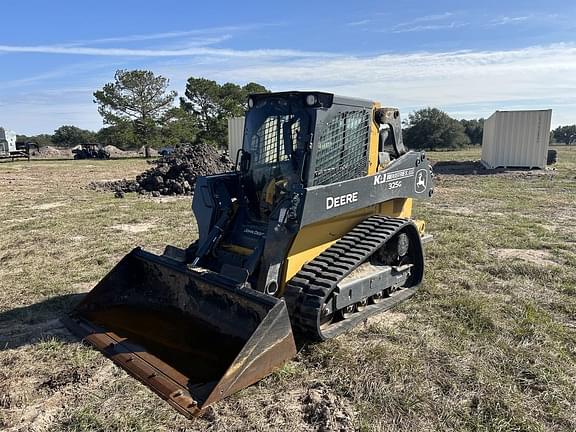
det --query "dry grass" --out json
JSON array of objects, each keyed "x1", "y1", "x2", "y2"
[{"x1": 1, "y1": 147, "x2": 575, "y2": 431}]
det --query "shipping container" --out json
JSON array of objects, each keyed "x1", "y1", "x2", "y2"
[
  {"x1": 227, "y1": 117, "x2": 245, "y2": 164},
  {"x1": 481, "y1": 110, "x2": 552, "y2": 169}
]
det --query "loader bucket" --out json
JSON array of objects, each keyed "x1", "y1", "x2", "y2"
[{"x1": 62, "y1": 247, "x2": 297, "y2": 418}]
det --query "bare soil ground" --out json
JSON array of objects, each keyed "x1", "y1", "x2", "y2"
[{"x1": 1, "y1": 147, "x2": 575, "y2": 431}]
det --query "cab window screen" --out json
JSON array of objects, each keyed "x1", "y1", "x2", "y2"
[
  {"x1": 312, "y1": 110, "x2": 370, "y2": 186},
  {"x1": 250, "y1": 115, "x2": 299, "y2": 165}
]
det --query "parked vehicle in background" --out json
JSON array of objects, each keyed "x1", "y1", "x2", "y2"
[
  {"x1": 158, "y1": 146, "x2": 174, "y2": 156},
  {"x1": 72, "y1": 143, "x2": 110, "y2": 160},
  {"x1": 0, "y1": 127, "x2": 37, "y2": 161}
]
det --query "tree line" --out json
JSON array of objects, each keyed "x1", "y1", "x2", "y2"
[
  {"x1": 403, "y1": 108, "x2": 483, "y2": 150},
  {"x1": 17, "y1": 69, "x2": 576, "y2": 150},
  {"x1": 551, "y1": 125, "x2": 576, "y2": 145},
  {"x1": 403, "y1": 108, "x2": 575, "y2": 149},
  {"x1": 19, "y1": 70, "x2": 268, "y2": 150}
]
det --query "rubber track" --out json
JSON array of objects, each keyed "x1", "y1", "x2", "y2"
[{"x1": 284, "y1": 215, "x2": 420, "y2": 341}]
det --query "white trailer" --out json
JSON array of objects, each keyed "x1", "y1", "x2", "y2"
[
  {"x1": 0, "y1": 127, "x2": 17, "y2": 155},
  {"x1": 0, "y1": 127, "x2": 34, "y2": 161},
  {"x1": 481, "y1": 110, "x2": 552, "y2": 169}
]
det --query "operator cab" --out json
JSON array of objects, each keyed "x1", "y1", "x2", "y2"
[{"x1": 239, "y1": 92, "x2": 332, "y2": 217}]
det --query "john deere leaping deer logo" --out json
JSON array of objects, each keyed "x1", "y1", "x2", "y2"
[{"x1": 414, "y1": 169, "x2": 427, "y2": 193}]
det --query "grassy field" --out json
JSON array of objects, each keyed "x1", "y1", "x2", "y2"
[{"x1": 1, "y1": 147, "x2": 575, "y2": 431}]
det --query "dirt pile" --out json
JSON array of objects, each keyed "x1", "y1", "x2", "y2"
[
  {"x1": 302, "y1": 386, "x2": 356, "y2": 432},
  {"x1": 37, "y1": 146, "x2": 72, "y2": 158},
  {"x1": 103, "y1": 145, "x2": 141, "y2": 158},
  {"x1": 93, "y1": 143, "x2": 233, "y2": 197},
  {"x1": 103, "y1": 145, "x2": 125, "y2": 157}
]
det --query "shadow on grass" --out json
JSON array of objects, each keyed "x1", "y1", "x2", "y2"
[{"x1": 0, "y1": 293, "x2": 85, "y2": 351}]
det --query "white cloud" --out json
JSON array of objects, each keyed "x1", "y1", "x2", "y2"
[
  {"x1": 0, "y1": 44, "x2": 340, "y2": 59},
  {"x1": 391, "y1": 22, "x2": 468, "y2": 33},
  {"x1": 62, "y1": 24, "x2": 276, "y2": 49},
  {"x1": 347, "y1": 12, "x2": 455, "y2": 28},
  {"x1": 399, "y1": 12, "x2": 455, "y2": 25},
  {"x1": 487, "y1": 13, "x2": 561, "y2": 27},
  {"x1": 490, "y1": 16, "x2": 530, "y2": 26},
  {"x1": 72, "y1": 26, "x2": 247, "y2": 45},
  {"x1": 380, "y1": 11, "x2": 467, "y2": 33},
  {"x1": 175, "y1": 43, "x2": 576, "y2": 126},
  {"x1": 2, "y1": 42, "x2": 576, "y2": 133},
  {"x1": 346, "y1": 19, "x2": 371, "y2": 27}
]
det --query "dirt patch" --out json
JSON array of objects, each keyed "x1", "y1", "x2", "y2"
[
  {"x1": 435, "y1": 204, "x2": 507, "y2": 217},
  {"x1": 39, "y1": 369, "x2": 89, "y2": 392},
  {"x1": 364, "y1": 311, "x2": 408, "y2": 327},
  {"x1": 302, "y1": 385, "x2": 356, "y2": 432},
  {"x1": 0, "y1": 372, "x2": 10, "y2": 409},
  {"x1": 30, "y1": 202, "x2": 65, "y2": 210},
  {"x1": 4, "y1": 217, "x2": 35, "y2": 224},
  {"x1": 71, "y1": 282, "x2": 94, "y2": 293},
  {"x1": 198, "y1": 384, "x2": 356, "y2": 432},
  {"x1": 148, "y1": 195, "x2": 191, "y2": 203},
  {"x1": 111, "y1": 223, "x2": 154, "y2": 233},
  {"x1": 492, "y1": 248, "x2": 559, "y2": 266},
  {"x1": 436, "y1": 205, "x2": 477, "y2": 216}
]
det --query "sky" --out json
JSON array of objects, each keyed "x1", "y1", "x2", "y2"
[{"x1": 0, "y1": 0, "x2": 575, "y2": 135}]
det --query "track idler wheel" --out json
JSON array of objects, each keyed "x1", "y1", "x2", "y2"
[
  {"x1": 356, "y1": 298, "x2": 367, "y2": 312},
  {"x1": 339, "y1": 304, "x2": 356, "y2": 319},
  {"x1": 319, "y1": 303, "x2": 335, "y2": 331}
]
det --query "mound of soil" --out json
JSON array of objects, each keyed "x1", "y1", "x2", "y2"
[
  {"x1": 102, "y1": 145, "x2": 141, "y2": 159},
  {"x1": 93, "y1": 143, "x2": 233, "y2": 197},
  {"x1": 103, "y1": 145, "x2": 125, "y2": 156},
  {"x1": 37, "y1": 146, "x2": 72, "y2": 158}
]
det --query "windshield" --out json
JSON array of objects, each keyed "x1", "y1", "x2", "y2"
[{"x1": 243, "y1": 97, "x2": 311, "y2": 192}]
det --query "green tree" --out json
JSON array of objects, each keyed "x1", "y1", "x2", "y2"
[
  {"x1": 552, "y1": 125, "x2": 576, "y2": 145},
  {"x1": 180, "y1": 78, "x2": 268, "y2": 147},
  {"x1": 94, "y1": 69, "x2": 177, "y2": 148},
  {"x1": 159, "y1": 107, "x2": 199, "y2": 146},
  {"x1": 403, "y1": 108, "x2": 470, "y2": 150},
  {"x1": 96, "y1": 121, "x2": 139, "y2": 150},
  {"x1": 52, "y1": 125, "x2": 96, "y2": 147},
  {"x1": 460, "y1": 118, "x2": 484, "y2": 145},
  {"x1": 16, "y1": 134, "x2": 53, "y2": 147}
]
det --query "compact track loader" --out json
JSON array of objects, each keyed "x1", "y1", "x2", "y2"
[{"x1": 64, "y1": 91, "x2": 434, "y2": 417}]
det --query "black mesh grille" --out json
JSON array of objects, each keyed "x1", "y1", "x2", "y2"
[
  {"x1": 250, "y1": 115, "x2": 299, "y2": 165},
  {"x1": 312, "y1": 110, "x2": 371, "y2": 186}
]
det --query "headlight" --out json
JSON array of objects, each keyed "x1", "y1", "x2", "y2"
[
  {"x1": 305, "y1": 94, "x2": 317, "y2": 106},
  {"x1": 248, "y1": 97, "x2": 255, "y2": 109}
]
